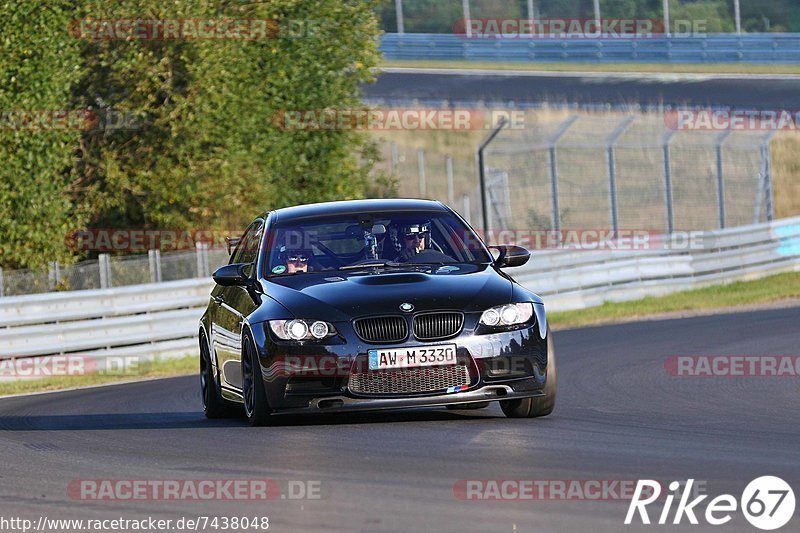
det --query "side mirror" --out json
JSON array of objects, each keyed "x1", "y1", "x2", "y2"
[
  {"x1": 490, "y1": 245, "x2": 530, "y2": 268},
  {"x1": 213, "y1": 263, "x2": 250, "y2": 286}
]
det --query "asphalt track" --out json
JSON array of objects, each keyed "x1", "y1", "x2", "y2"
[
  {"x1": 366, "y1": 68, "x2": 800, "y2": 109},
  {"x1": 1, "y1": 306, "x2": 798, "y2": 532}
]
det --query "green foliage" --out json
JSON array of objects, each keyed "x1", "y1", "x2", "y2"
[
  {"x1": 0, "y1": 2, "x2": 84, "y2": 269},
  {"x1": 73, "y1": 0, "x2": 383, "y2": 234},
  {"x1": 1, "y1": 0, "x2": 384, "y2": 269}
]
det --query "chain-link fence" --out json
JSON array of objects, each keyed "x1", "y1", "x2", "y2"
[
  {"x1": 0, "y1": 245, "x2": 229, "y2": 298},
  {"x1": 377, "y1": 140, "x2": 480, "y2": 224},
  {"x1": 378, "y1": 112, "x2": 777, "y2": 234},
  {"x1": 477, "y1": 113, "x2": 774, "y2": 233}
]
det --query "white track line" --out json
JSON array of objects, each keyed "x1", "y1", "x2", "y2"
[
  {"x1": 381, "y1": 66, "x2": 800, "y2": 81},
  {"x1": 0, "y1": 374, "x2": 191, "y2": 401}
]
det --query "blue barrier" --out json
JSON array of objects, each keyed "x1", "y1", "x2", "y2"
[{"x1": 380, "y1": 33, "x2": 800, "y2": 64}]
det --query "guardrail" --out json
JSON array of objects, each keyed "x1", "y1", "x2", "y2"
[
  {"x1": 0, "y1": 279, "x2": 212, "y2": 371},
  {"x1": 1, "y1": 218, "x2": 798, "y2": 378},
  {"x1": 515, "y1": 217, "x2": 800, "y2": 311},
  {"x1": 380, "y1": 33, "x2": 800, "y2": 63}
]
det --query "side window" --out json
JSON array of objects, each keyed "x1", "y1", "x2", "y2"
[{"x1": 230, "y1": 221, "x2": 263, "y2": 265}]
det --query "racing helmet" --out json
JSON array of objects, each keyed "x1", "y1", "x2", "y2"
[
  {"x1": 388, "y1": 220, "x2": 432, "y2": 254},
  {"x1": 399, "y1": 221, "x2": 431, "y2": 241},
  {"x1": 278, "y1": 245, "x2": 311, "y2": 264}
]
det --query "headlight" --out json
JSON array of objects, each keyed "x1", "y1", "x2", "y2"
[
  {"x1": 269, "y1": 320, "x2": 337, "y2": 341},
  {"x1": 479, "y1": 303, "x2": 534, "y2": 328}
]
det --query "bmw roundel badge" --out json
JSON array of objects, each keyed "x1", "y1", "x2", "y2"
[{"x1": 400, "y1": 303, "x2": 414, "y2": 312}]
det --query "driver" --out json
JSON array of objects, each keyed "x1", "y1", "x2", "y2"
[{"x1": 395, "y1": 221, "x2": 431, "y2": 262}]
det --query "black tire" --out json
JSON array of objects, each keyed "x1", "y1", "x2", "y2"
[
  {"x1": 200, "y1": 334, "x2": 236, "y2": 419},
  {"x1": 501, "y1": 327, "x2": 557, "y2": 418},
  {"x1": 241, "y1": 331, "x2": 273, "y2": 426},
  {"x1": 446, "y1": 402, "x2": 491, "y2": 410}
]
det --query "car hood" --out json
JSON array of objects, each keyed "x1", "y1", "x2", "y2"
[{"x1": 258, "y1": 264, "x2": 513, "y2": 321}]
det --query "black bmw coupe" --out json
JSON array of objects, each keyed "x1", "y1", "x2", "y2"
[{"x1": 199, "y1": 199, "x2": 556, "y2": 425}]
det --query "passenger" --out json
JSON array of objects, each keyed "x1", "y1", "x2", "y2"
[
  {"x1": 277, "y1": 246, "x2": 312, "y2": 274},
  {"x1": 286, "y1": 249, "x2": 311, "y2": 274}
]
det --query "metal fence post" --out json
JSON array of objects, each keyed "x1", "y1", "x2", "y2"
[
  {"x1": 606, "y1": 116, "x2": 636, "y2": 234},
  {"x1": 662, "y1": 130, "x2": 677, "y2": 234},
  {"x1": 98, "y1": 254, "x2": 111, "y2": 288},
  {"x1": 0, "y1": 267, "x2": 4, "y2": 297},
  {"x1": 477, "y1": 118, "x2": 508, "y2": 233},
  {"x1": 48, "y1": 261, "x2": 62, "y2": 290},
  {"x1": 390, "y1": 141, "x2": 399, "y2": 174},
  {"x1": 462, "y1": 0, "x2": 472, "y2": 37},
  {"x1": 48, "y1": 262, "x2": 57, "y2": 290},
  {"x1": 395, "y1": 0, "x2": 404, "y2": 34},
  {"x1": 762, "y1": 131, "x2": 777, "y2": 221},
  {"x1": 547, "y1": 116, "x2": 579, "y2": 232},
  {"x1": 715, "y1": 130, "x2": 733, "y2": 229},
  {"x1": 196, "y1": 242, "x2": 210, "y2": 278},
  {"x1": 446, "y1": 155, "x2": 454, "y2": 205},
  {"x1": 417, "y1": 149, "x2": 426, "y2": 197},
  {"x1": 148, "y1": 249, "x2": 162, "y2": 283}
]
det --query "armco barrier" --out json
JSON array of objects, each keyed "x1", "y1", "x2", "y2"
[
  {"x1": 380, "y1": 33, "x2": 800, "y2": 64},
  {"x1": 516, "y1": 217, "x2": 800, "y2": 311},
  {"x1": 0, "y1": 218, "x2": 799, "y2": 379},
  {"x1": 0, "y1": 279, "x2": 213, "y2": 367}
]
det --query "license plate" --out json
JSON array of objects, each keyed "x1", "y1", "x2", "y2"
[{"x1": 368, "y1": 344, "x2": 457, "y2": 370}]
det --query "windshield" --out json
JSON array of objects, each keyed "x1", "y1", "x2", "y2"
[{"x1": 263, "y1": 211, "x2": 491, "y2": 276}]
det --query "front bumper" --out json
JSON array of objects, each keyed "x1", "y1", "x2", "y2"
[
  {"x1": 271, "y1": 381, "x2": 545, "y2": 415},
  {"x1": 250, "y1": 317, "x2": 549, "y2": 412}
]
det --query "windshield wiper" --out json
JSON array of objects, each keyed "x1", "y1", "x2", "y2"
[
  {"x1": 338, "y1": 260, "x2": 400, "y2": 270},
  {"x1": 337, "y1": 261, "x2": 443, "y2": 273}
]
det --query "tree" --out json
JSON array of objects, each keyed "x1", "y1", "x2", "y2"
[
  {"x1": 1, "y1": 0, "x2": 384, "y2": 269},
  {"x1": 0, "y1": 2, "x2": 84, "y2": 269},
  {"x1": 73, "y1": 0, "x2": 383, "y2": 234}
]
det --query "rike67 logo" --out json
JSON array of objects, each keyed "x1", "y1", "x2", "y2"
[{"x1": 626, "y1": 477, "x2": 795, "y2": 530}]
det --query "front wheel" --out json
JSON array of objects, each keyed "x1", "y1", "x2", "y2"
[
  {"x1": 241, "y1": 331, "x2": 273, "y2": 426},
  {"x1": 200, "y1": 335, "x2": 236, "y2": 419},
  {"x1": 501, "y1": 327, "x2": 557, "y2": 418}
]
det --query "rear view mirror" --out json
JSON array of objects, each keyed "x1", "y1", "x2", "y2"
[
  {"x1": 490, "y1": 245, "x2": 530, "y2": 268},
  {"x1": 371, "y1": 224, "x2": 386, "y2": 235}
]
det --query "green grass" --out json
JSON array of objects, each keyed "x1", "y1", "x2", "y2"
[
  {"x1": 0, "y1": 355, "x2": 196, "y2": 397},
  {"x1": 381, "y1": 59, "x2": 800, "y2": 75},
  {"x1": 549, "y1": 271, "x2": 800, "y2": 329}
]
